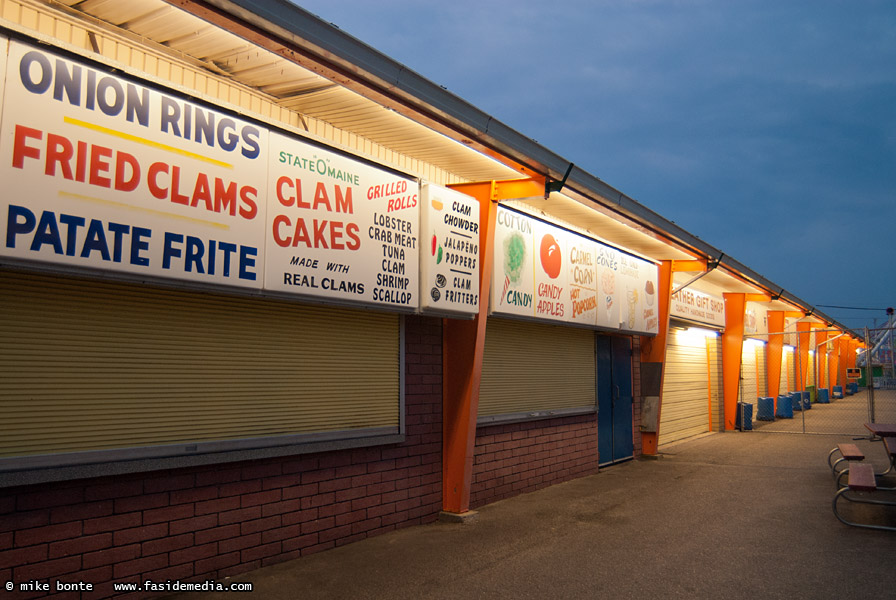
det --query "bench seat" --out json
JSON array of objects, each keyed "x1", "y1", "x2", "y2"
[
  {"x1": 828, "y1": 443, "x2": 864, "y2": 476},
  {"x1": 833, "y1": 462, "x2": 896, "y2": 531}
]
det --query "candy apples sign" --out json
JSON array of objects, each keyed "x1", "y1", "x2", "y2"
[
  {"x1": 533, "y1": 222, "x2": 568, "y2": 320},
  {"x1": 491, "y1": 206, "x2": 658, "y2": 335}
]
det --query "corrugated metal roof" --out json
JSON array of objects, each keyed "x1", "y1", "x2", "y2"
[
  {"x1": 58, "y1": 0, "x2": 519, "y2": 184},
  {"x1": 43, "y1": 0, "x2": 851, "y2": 329}
]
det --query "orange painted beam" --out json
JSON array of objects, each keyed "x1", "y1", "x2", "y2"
[
  {"x1": 797, "y1": 321, "x2": 811, "y2": 392},
  {"x1": 829, "y1": 335, "x2": 840, "y2": 392},
  {"x1": 671, "y1": 259, "x2": 708, "y2": 272},
  {"x1": 847, "y1": 339, "x2": 858, "y2": 371},
  {"x1": 745, "y1": 293, "x2": 772, "y2": 302},
  {"x1": 639, "y1": 260, "x2": 672, "y2": 455},
  {"x1": 449, "y1": 177, "x2": 545, "y2": 202},
  {"x1": 767, "y1": 311, "x2": 784, "y2": 403},
  {"x1": 722, "y1": 293, "x2": 746, "y2": 430},
  {"x1": 441, "y1": 178, "x2": 543, "y2": 515},
  {"x1": 440, "y1": 180, "x2": 502, "y2": 515},
  {"x1": 838, "y1": 337, "x2": 849, "y2": 390},
  {"x1": 816, "y1": 329, "x2": 828, "y2": 391}
]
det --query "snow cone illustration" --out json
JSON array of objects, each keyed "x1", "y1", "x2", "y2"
[{"x1": 601, "y1": 269, "x2": 615, "y2": 321}]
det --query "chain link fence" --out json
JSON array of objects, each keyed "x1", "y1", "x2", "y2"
[
  {"x1": 863, "y1": 325, "x2": 896, "y2": 426},
  {"x1": 740, "y1": 327, "x2": 894, "y2": 436}
]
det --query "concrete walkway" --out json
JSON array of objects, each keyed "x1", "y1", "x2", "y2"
[{"x1": 166, "y1": 432, "x2": 896, "y2": 600}]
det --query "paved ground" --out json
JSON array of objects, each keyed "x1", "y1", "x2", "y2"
[
  {"x1": 166, "y1": 432, "x2": 896, "y2": 600},
  {"x1": 753, "y1": 389, "x2": 896, "y2": 435}
]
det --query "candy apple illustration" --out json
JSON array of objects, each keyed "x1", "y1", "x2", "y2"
[{"x1": 539, "y1": 234, "x2": 562, "y2": 279}]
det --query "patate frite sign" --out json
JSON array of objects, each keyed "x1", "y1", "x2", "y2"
[
  {"x1": 0, "y1": 40, "x2": 477, "y2": 316},
  {"x1": 491, "y1": 206, "x2": 659, "y2": 335}
]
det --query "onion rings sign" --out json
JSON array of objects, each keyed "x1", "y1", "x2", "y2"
[{"x1": 0, "y1": 40, "x2": 480, "y2": 314}]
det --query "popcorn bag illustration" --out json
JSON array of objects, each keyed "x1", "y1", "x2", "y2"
[{"x1": 625, "y1": 286, "x2": 639, "y2": 329}]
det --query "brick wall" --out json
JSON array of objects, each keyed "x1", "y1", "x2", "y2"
[
  {"x1": 0, "y1": 316, "x2": 441, "y2": 599},
  {"x1": 470, "y1": 414, "x2": 599, "y2": 509},
  {"x1": 470, "y1": 333, "x2": 644, "y2": 509}
]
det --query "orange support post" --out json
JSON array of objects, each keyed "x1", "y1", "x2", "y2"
[
  {"x1": 441, "y1": 178, "x2": 542, "y2": 516},
  {"x1": 767, "y1": 311, "x2": 784, "y2": 403},
  {"x1": 838, "y1": 337, "x2": 849, "y2": 390},
  {"x1": 797, "y1": 321, "x2": 811, "y2": 392},
  {"x1": 816, "y1": 329, "x2": 828, "y2": 391},
  {"x1": 829, "y1": 334, "x2": 840, "y2": 392},
  {"x1": 638, "y1": 260, "x2": 673, "y2": 455},
  {"x1": 847, "y1": 339, "x2": 859, "y2": 371},
  {"x1": 721, "y1": 293, "x2": 746, "y2": 430}
]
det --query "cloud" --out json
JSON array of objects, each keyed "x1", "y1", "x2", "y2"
[{"x1": 296, "y1": 0, "x2": 896, "y2": 327}]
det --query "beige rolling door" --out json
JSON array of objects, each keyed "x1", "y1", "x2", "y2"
[
  {"x1": 707, "y1": 335, "x2": 724, "y2": 432},
  {"x1": 738, "y1": 342, "x2": 759, "y2": 407},
  {"x1": 479, "y1": 318, "x2": 595, "y2": 420},
  {"x1": 0, "y1": 270, "x2": 400, "y2": 463},
  {"x1": 660, "y1": 328, "x2": 711, "y2": 445},
  {"x1": 780, "y1": 351, "x2": 790, "y2": 395},
  {"x1": 807, "y1": 351, "x2": 816, "y2": 387},
  {"x1": 787, "y1": 350, "x2": 797, "y2": 392},
  {"x1": 755, "y1": 343, "x2": 768, "y2": 398}
]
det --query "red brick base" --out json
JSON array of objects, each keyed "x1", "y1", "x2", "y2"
[
  {"x1": 470, "y1": 415, "x2": 600, "y2": 509},
  {"x1": 0, "y1": 316, "x2": 442, "y2": 599}
]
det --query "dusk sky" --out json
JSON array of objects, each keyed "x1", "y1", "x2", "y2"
[{"x1": 296, "y1": 0, "x2": 896, "y2": 332}]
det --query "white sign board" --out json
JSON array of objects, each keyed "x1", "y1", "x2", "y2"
[
  {"x1": 419, "y1": 183, "x2": 479, "y2": 317},
  {"x1": 0, "y1": 41, "x2": 434, "y2": 314},
  {"x1": 669, "y1": 287, "x2": 725, "y2": 328},
  {"x1": 264, "y1": 131, "x2": 418, "y2": 309},
  {"x1": 744, "y1": 301, "x2": 769, "y2": 337},
  {"x1": 491, "y1": 206, "x2": 658, "y2": 335},
  {"x1": 0, "y1": 41, "x2": 267, "y2": 289}
]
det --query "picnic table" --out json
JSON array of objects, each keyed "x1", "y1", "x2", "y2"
[
  {"x1": 833, "y1": 423, "x2": 896, "y2": 531},
  {"x1": 865, "y1": 423, "x2": 896, "y2": 437}
]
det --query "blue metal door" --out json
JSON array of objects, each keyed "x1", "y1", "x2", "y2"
[{"x1": 597, "y1": 335, "x2": 634, "y2": 465}]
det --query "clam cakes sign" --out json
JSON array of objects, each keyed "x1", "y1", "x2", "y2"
[
  {"x1": 265, "y1": 131, "x2": 418, "y2": 309},
  {"x1": 490, "y1": 206, "x2": 658, "y2": 335},
  {"x1": 0, "y1": 41, "x2": 482, "y2": 316}
]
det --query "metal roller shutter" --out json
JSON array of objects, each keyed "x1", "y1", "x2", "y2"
[
  {"x1": 807, "y1": 351, "x2": 815, "y2": 388},
  {"x1": 479, "y1": 318, "x2": 595, "y2": 421},
  {"x1": 0, "y1": 270, "x2": 400, "y2": 464},
  {"x1": 781, "y1": 351, "x2": 790, "y2": 394},
  {"x1": 739, "y1": 342, "x2": 758, "y2": 407},
  {"x1": 755, "y1": 343, "x2": 768, "y2": 398},
  {"x1": 707, "y1": 335, "x2": 723, "y2": 432},
  {"x1": 660, "y1": 328, "x2": 711, "y2": 445},
  {"x1": 787, "y1": 352, "x2": 799, "y2": 392}
]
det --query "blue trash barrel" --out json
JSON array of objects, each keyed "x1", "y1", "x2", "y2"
[
  {"x1": 735, "y1": 402, "x2": 753, "y2": 431},
  {"x1": 817, "y1": 388, "x2": 830, "y2": 404},
  {"x1": 757, "y1": 397, "x2": 775, "y2": 421},
  {"x1": 776, "y1": 395, "x2": 794, "y2": 418}
]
